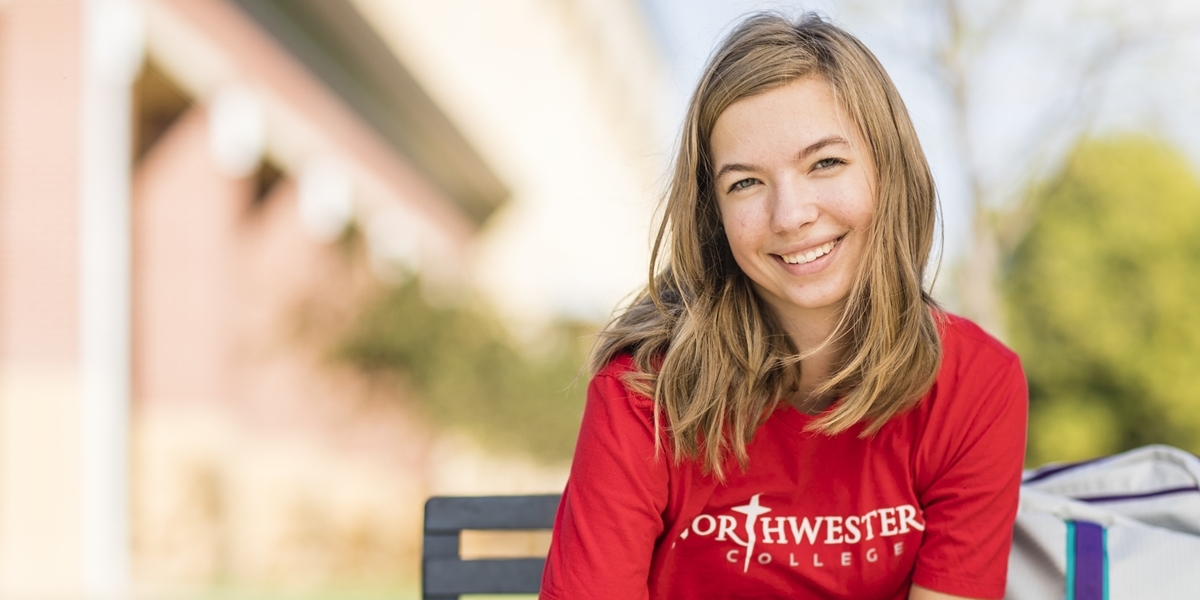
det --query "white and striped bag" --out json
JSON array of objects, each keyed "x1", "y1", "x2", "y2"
[{"x1": 1006, "y1": 445, "x2": 1200, "y2": 599}]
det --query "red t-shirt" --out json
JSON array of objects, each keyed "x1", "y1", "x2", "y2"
[{"x1": 541, "y1": 314, "x2": 1027, "y2": 599}]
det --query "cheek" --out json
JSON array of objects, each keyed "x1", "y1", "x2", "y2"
[
  {"x1": 719, "y1": 204, "x2": 765, "y2": 257},
  {"x1": 845, "y1": 176, "x2": 877, "y2": 226},
  {"x1": 820, "y1": 183, "x2": 874, "y2": 234}
]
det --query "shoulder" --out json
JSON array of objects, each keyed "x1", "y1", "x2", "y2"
[
  {"x1": 912, "y1": 312, "x2": 1029, "y2": 495},
  {"x1": 571, "y1": 353, "x2": 670, "y2": 476},
  {"x1": 587, "y1": 352, "x2": 657, "y2": 422},
  {"x1": 918, "y1": 311, "x2": 1028, "y2": 443},
  {"x1": 594, "y1": 351, "x2": 639, "y2": 381},
  {"x1": 934, "y1": 311, "x2": 1022, "y2": 378}
]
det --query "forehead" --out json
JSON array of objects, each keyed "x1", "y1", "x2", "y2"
[{"x1": 709, "y1": 77, "x2": 864, "y2": 164}]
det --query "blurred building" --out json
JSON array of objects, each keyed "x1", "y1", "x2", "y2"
[
  {"x1": 353, "y1": 0, "x2": 669, "y2": 329},
  {"x1": 0, "y1": 0, "x2": 665, "y2": 598}
]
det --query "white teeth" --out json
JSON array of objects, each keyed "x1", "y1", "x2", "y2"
[{"x1": 781, "y1": 238, "x2": 839, "y2": 265}]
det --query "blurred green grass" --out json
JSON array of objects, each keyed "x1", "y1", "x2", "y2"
[
  {"x1": 144, "y1": 584, "x2": 415, "y2": 600},
  {"x1": 144, "y1": 584, "x2": 537, "y2": 600}
]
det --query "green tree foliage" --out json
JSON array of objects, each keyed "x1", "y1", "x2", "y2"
[
  {"x1": 1004, "y1": 136, "x2": 1200, "y2": 466},
  {"x1": 338, "y1": 280, "x2": 589, "y2": 463}
]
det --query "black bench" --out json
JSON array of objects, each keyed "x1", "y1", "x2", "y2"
[{"x1": 422, "y1": 494, "x2": 562, "y2": 599}]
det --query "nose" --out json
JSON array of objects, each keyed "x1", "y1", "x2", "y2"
[{"x1": 768, "y1": 176, "x2": 819, "y2": 234}]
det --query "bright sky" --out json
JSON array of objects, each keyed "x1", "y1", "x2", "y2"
[
  {"x1": 636, "y1": 0, "x2": 1200, "y2": 305},
  {"x1": 373, "y1": 0, "x2": 1199, "y2": 328}
]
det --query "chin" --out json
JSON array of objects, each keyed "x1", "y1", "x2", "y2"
[
  {"x1": 763, "y1": 290, "x2": 847, "y2": 315},
  {"x1": 783, "y1": 284, "x2": 852, "y2": 310}
]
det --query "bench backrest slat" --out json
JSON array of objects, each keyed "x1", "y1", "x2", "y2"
[{"x1": 421, "y1": 493, "x2": 562, "y2": 599}]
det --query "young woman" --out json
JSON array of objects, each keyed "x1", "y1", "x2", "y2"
[{"x1": 541, "y1": 12, "x2": 1027, "y2": 600}]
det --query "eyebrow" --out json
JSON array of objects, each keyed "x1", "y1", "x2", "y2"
[
  {"x1": 713, "y1": 135, "x2": 850, "y2": 182},
  {"x1": 798, "y1": 135, "x2": 850, "y2": 160}
]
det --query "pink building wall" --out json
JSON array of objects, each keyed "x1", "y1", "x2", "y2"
[
  {"x1": 0, "y1": 0, "x2": 483, "y2": 594},
  {"x1": 0, "y1": 0, "x2": 83, "y2": 369},
  {"x1": 0, "y1": 2, "x2": 87, "y2": 596}
]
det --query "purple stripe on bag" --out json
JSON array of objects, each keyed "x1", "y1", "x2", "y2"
[
  {"x1": 1077, "y1": 485, "x2": 1199, "y2": 504},
  {"x1": 1023, "y1": 456, "x2": 1109, "y2": 484},
  {"x1": 1072, "y1": 521, "x2": 1106, "y2": 600}
]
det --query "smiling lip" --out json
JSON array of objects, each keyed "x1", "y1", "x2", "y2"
[
  {"x1": 778, "y1": 236, "x2": 842, "y2": 264},
  {"x1": 772, "y1": 235, "x2": 845, "y2": 274}
]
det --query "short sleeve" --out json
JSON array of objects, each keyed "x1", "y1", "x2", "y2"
[
  {"x1": 540, "y1": 366, "x2": 669, "y2": 600},
  {"x1": 911, "y1": 355, "x2": 1029, "y2": 599}
]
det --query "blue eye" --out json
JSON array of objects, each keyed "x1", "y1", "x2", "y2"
[
  {"x1": 815, "y1": 157, "x2": 847, "y2": 170},
  {"x1": 728, "y1": 178, "x2": 758, "y2": 193}
]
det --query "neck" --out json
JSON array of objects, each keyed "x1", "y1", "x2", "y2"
[{"x1": 775, "y1": 303, "x2": 846, "y2": 414}]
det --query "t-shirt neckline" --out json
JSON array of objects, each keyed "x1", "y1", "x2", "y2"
[{"x1": 772, "y1": 397, "x2": 843, "y2": 435}]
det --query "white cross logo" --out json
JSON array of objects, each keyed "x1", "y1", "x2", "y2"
[{"x1": 730, "y1": 494, "x2": 772, "y2": 572}]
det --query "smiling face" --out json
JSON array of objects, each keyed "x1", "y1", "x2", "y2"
[{"x1": 710, "y1": 76, "x2": 876, "y2": 329}]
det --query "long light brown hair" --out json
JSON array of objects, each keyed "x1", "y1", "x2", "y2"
[{"x1": 591, "y1": 12, "x2": 942, "y2": 479}]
